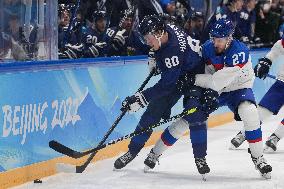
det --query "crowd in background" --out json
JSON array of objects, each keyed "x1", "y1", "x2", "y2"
[
  {"x1": 57, "y1": 0, "x2": 284, "y2": 59},
  {"x1": 1, "y1": 0, "x2": 284, "y2": 60}
]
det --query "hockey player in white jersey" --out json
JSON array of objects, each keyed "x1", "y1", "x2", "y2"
[
  {"x1": 230, "y1": 35, "x2": 284, "y2": 153},
  {"x1": 143, "y1": 18, "x2": 272, "y2": 179}
]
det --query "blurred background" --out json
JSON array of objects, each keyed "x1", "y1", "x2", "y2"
[{"x1": 1, "y1": 0, "x2": 284, "y2": 61}]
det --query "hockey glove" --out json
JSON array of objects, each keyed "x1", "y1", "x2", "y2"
[
  {"x1": 85, "y1": 45, "x2": 99, "y2": 58},
  {"x1": 95, "y1": 42, "x2": 107, "y2": 49},
  {"x1": 63, "y1": 43, "x2": 83, "y2": 59},
  {"x1": 121, "y1": 92, "x2": 148, "y2": 113},
  {"x1": 254, "y1": 57, "x2": 272, "y2": 79},
  {"x1": 177, "y1": 73, "x2": 196, "y2": 93},
  {"x1": 85, "y1": 42, "x2": 107, "y2": 58},
  {"x1": 148, "y1": 50, "x2": 161, "y2": 75},
  {"x1": 113, "y1": 29, "x2": 126, "y2": 50},
  {"x1": 201, "y1": 89, "x2": 219, "y2": 114}
]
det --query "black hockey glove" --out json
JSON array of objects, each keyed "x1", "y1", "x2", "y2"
[
  {"x1": 201, "y1": 89, "x2": 219, "y2": 114},
  {"x1": 121, "y1": 92, "x2": 148, "y2": 113},
  {"x1": 254, "y1": 57, "x2": 272, "y2": 79},
  {"x1": 177, "y1": 73, "x2": 196, "y2": 93},
  {"x1": 62, "y1": 43, "x2": 83, "y2": 59}
]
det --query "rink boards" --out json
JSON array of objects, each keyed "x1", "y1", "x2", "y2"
[{"x1": 0, "y1": 49, "x2": 279, "y2": 188}]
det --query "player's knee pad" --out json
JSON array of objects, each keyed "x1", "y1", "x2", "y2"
[
  {"x1": 238, "y1": 101, "x2": 260, "y2": 131},
  {"x1": 167, "y1": 118, "x2": 189, "y2": 139},
  {"x1": 257, "y1": 105, "x2": 274, "y2": 122}
]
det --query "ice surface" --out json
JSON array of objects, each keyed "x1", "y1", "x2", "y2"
[{"x1": 14, "y1": 112, "x2": 284, "y2": 189}]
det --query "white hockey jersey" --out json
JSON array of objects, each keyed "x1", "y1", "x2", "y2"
[
  {"x1": 266, "y1": 39, "x2": 284, "y2": 80},
  {"x1": 194, "y1": 39, "x2": 254, "y2": 93}
]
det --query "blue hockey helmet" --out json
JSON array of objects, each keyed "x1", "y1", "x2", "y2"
[
  {"x1": 92, "y1": 10, "x2": 107, "y2": 23},
  {"x1": 138, "y1": 14, "x2": 165, "y2": 36},
  {"x1": 210, "y1": 18, "x2": 235, "y2": 38}
]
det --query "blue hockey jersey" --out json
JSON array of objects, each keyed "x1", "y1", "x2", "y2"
[
  {"x1": 202, "y1": 39, "x2": 250, "y2": 70},
  {"x1": 195, "y1": 39, "x2": 254, "y2": 93},
  {"x1": 143, "y1": 24, "x2": 204, "y2": 102}
]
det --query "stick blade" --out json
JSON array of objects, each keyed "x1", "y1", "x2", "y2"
[
  {"x1": 76, "y1": 164, "x2": 87, "y2": 173},
  {"x1": 49, "y1": 140, "x2": 82, "y2": 158}
]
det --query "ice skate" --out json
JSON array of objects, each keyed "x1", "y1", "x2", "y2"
[
  {"x1": 263, "y1": 133, "x2": 280, "y2": 153},
  {"x1": 195, "y1": 157, "x2": 210, "y2": 181},
  {"x1": 229, "y1": 131, "x2": 245, "y2": 150},
  {"x1": 250, "y1": 153, "x2": 272, "y2": 179},
  {"x1": 114, "y1": 151, "x2": 137, "y2": 170},
  {"x1": 144, "y1": 149, "x2": 160, "y2": 172}
]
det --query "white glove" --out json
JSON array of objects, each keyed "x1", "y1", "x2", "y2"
[
  {"x1": 113, "y1": 29, "x2": 126, "y2": 47},
  {"x1": 88, "y1": 45, "x2": 99, "y2": 57},
  {"x1": 65, "y1": 43, "x2": 84, "y2": 51},
  {"x1": 95, "y1": 42, "x2": 107, "y2": 49},
  {"x1": 122, "y1": 92, "x2": 148, "y2": 113}
]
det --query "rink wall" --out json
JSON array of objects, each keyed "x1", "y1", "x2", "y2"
[{"x1": 0, "y1": 49, "x2": 279, "y2": 188}]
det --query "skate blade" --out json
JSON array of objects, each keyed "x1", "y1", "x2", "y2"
[
  {"x1": 229, "y1": 143, "x2": 238, "y2": 150},
  {"x1": 144, "y1": 165, "x2": 151, "y2": 173},
  {"x1": 113, "y1": 167, "x2": 123, "y2": 172},
  {"x1": 261, "y1": 172, "x2": 271, "y2": 180},
  {"x1": 56, "y1": 163, "x2": 76, "y2": 173},
  {"x1": 201, "y1": 174, "x2": 207, "y2": 181},
  {"x1": 263, "y1": 146, "x2": 275, "y2": 154}
]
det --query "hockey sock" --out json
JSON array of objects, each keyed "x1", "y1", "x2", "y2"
[
  {"x1": 274, "y1": 119, "x2": 284, "y2": 139},
  {"x1": 239, "y1": 101, "x2": 263, "y2": 158},
  {"x1": 190, "y1": 122, "x2": 207, "y2": 158},
  {"x1": 153, "y1": 118, "x2": 188, "y2": 156}
]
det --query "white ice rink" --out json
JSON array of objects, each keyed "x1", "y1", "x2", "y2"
[{"x1": 14, "y1": 114, "x2": 284, "y2": 189}]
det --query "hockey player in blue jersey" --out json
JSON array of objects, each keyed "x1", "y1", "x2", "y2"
[
  {"x1": 230, "y1": 34, "x2": 284, "y2": 153},
  {"x1": 113, "y1": 15, "x2": 219, "y2": 174},
  {"x1": 81, "y1": 10, "x2": 109, "y2": 58},
  {"x1": 144, "y1": 18, "x2": 272, "y2": 179},
  {"x1": 106, "y1": 9, "x2": 149, "y2": 56}
]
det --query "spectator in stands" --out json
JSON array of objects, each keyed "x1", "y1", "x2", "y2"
[
  {"x1": 238, "y1": 0, "x2": 257, "y2": 43},
  {"x1": 58, "y1": 5, "x2": 71, "y2": 50},
  {"x1": 160, "y1": 0, "x2": 176, "y2": 16},
  {"x1": 201, "y1": 0, "x2": 244, "y2": 43},
  {"x1": 279, "y1": 21, "x2": 284, "y2": 37},
  {"x1": 137, "y1": 0, "x2": 164, "y2": 21},
  {"x1": 255, "y1": 0, "x2": 280, "y2": 43},
  {"x1": 184, "y1": 11, "x2": 204, "y2": 40},
  {"x1": 105, "y1": 0, "x2": 135, "y2": 27}
]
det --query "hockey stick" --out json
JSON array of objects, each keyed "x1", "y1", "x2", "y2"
[
  {"x1": 50, "y1": 70, "x2": 155, "y2": 173},
  {"x1": 49, "y1": 107, "x2": 197, "y2": 159},
  {"x1": 267, "y1": 74, "x2": 284, "y2": 83}
]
